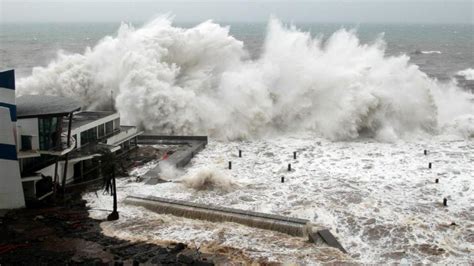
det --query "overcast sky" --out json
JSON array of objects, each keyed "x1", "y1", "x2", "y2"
[{"x1": 1, "y1": 0, "x2": 473, "y2": 24}]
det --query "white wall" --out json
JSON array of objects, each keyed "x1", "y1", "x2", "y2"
[
  {"x1": 17, "y1": 118, "x2": 39, "y2": 151},
  {"x1": 106, "y1": 127, "x2": 137, "y2": 145},
  {"x1": 37, "y1": 160, "x2": 78, "y2": 184},
  {"x1": 0, "y1": 107, "x2": 25, "y2": 209}
]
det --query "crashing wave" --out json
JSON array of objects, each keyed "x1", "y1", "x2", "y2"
[{"x1": 17, "y1": 16, "x2": 474, "y2": 140}]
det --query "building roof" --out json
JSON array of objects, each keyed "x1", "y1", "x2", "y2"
[
  {"x1": 66, "y1": 111, "x2": 117, "y2": 131},
  {"x1": 16, "y1": 95, "x2": 81, "y2": 118}
]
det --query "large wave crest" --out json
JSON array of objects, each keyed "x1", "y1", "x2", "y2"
[{"x1": 18, "y1": 16, "x2": 474, "y2": 140}]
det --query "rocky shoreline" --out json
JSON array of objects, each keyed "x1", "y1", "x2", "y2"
[{"x1": 0, "y1": 189, "x2": 228, "y2": 265}]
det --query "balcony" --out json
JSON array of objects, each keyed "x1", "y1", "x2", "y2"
[
  {"x1": 18, "y1": 133, "x2": 76, "y2": 158},
  {"x1": 105, "y1": 126, "x2": 142, "y2": 146},
  {"x1": 37, "y1": 133, "x2": 76, "y2": 156}
]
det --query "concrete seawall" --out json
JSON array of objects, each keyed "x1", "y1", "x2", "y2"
[{"x1": 125, "y1": 195, "x2": 347, "y2": 253}]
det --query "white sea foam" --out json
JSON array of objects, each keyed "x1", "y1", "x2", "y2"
[
  {"x1": 457, "y1": 68, "x2": 474, "y2": 80},
  {"x1": 83, "y1": 135, "x2": 474, "y2": 264},
  {"x1": 421, "y1": 50, "x2": 442, "y2": 54},
  {"x1": 17, "y1": 16, "x2": 474, "y2": 140}
]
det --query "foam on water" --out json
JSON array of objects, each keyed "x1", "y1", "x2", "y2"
[
  {"x1": 17, "y1": 16, "x2": 474, "y2": 140},
  {"x1": 458, "y1": 68, "x2": 474, "y2": 80},
  {"x1": 84, "y1": 135, "x2": 473, "y2": 263}
]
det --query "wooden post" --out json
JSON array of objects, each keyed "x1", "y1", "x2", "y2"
[{"x1": 228, "y1": 161, "x2": 232, "y2": 170}]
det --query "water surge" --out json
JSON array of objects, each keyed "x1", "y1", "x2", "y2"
[{"x1": 18, "y1": 16, "x2": 474, "y2": 140}]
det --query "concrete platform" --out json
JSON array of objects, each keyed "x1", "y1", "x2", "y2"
[{"x1": 135, "y1": 135, "x2": 207, "y2": 185}]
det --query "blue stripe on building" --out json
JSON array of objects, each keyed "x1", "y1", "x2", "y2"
[
  {"x1": 0, "y1": 70, "x2": 15, "y2": 90},
  {"x1": 0, "y1": 103, "x2": 17, "y2": 122},
  {"x1": 0, "y1": 143, "x2": 17, "y2": 161}
]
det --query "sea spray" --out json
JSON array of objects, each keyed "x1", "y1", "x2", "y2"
[
  {"x1": 18, "y1": 16, "x2": 474, "y2": 140},
  {"x1": 158, "y1": 161, "x2": 184, "y2": 180},
  {"x1": 180, "y1": 166, "x2": 236, "y2": 192}
]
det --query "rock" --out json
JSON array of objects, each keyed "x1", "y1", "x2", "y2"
[
  {"x1": 192, "y1": 261, "x2": 214, "y2": 266},
  {"x1": 34, "y1": 215, "x2": 45, "y2": 221},
  {"x1": 177, "y1": 254, "x2": 195, "y2": 264},
  {"x1": 171, "y1": 243, "x2": 186, "y2": 253},
  {"x1": 151, "y1": 254, "x2": 176, "y2": 264}
]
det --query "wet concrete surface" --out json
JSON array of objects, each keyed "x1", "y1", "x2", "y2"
[{"x1": 0, "y1": 191, "x2": 228, "y2": 265}]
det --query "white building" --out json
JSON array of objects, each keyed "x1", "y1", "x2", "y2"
[{"x1": 1, "y1": 69, "x2": 143, "y2": 208}]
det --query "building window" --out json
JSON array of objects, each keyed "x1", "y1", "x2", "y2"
[
  {"x1": 114, "y1": 118, "x2": 120, "y2": 130},
  {"x1": 80, "y1": 127, "x2": 98, "y2": 146},
  {"x1": 105, "y1": 121, "x2": 113, "y2": 135},
  {"x1": 21, "y1": 135, "x2": 32, "y2": 151},
  {"x1": 38, "y1": 117, "x2": 62, "y2": 150},
  {"x1": 98, "y1": 124, "x2": 105, "y2": 138}
]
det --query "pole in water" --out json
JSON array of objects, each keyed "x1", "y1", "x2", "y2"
[
  {"x1": 435, "y1": 178, "x2": 439, "y2": 183},
  {"x1": 281, "y1": 176, "x2": 285, "y2": 183},
  {"x1": 443, "y1": 198, "x2": 447, "y2": 207},
  {"x1": 228, "y1": 161, "x2": 232, "y2": 170},
  {"x1": 293, "y1": 151, "x2": 297, "y2": 159},
  {"x1": 288, "y1": 163, "x2": 292, "y2": 171},
  {"x1": 429, "y1": 162, "x2": 432, "y2": 169},
  {"x1": 424, "y1": 150, "x2": 428, "y2": 155},
  {"x1": 239, "y1": 150, "x2": 242, "y2": 158}
]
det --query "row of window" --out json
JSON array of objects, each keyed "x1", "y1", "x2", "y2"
[{"x1": 80, "y1": 118, "x2": 120, "y2": 146}]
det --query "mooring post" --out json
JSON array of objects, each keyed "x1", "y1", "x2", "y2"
[
  {"x1": 239, "y1": 150, "x2": 242, "y2": 158},
  {"x1": 293, "y1": 151, "x2": 297, "y2": 159},
  {"x1": 424, "y1": 150, "x2": 428, "y2": 155},
  {"x1": 228, "y1": 161, "x2": 232, "y2": 170},
  {"x1": 288, "y1": 163, "x2": 291, "y2": 171},
  {"x1": 281, "y1": 176, "x2": 285, "y2": 183},
  {"x1": 428, "y1": 162, "x2": 432, "y2": 169},
  {"x1": 443, "y1": 198, "x2": 447, "y2": 207}
]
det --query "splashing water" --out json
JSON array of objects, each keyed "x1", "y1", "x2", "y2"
[
  {"x1": 180, "y1": 166, "x2": 237, "y2": 192},
  {"x1": 18, "y1": 16, "x2": 474, "y2": 140}
]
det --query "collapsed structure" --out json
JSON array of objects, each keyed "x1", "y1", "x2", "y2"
[{"x1": 0, "y1": 69, "x2": 142, "y2": 208}]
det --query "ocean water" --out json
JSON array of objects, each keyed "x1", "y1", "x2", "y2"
[
  {"x1": 8, "y1": 18, "x2": 474, "y2": 140},
  {"x1": 1, "y1": 22, "x2": 473, "y2": 82},
  {"x1": 84, "y1": 135, "x2": 474, "y2": 264},
  {"x1": 3, "y1": 19, "x2": 473, "y2": 263}
]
